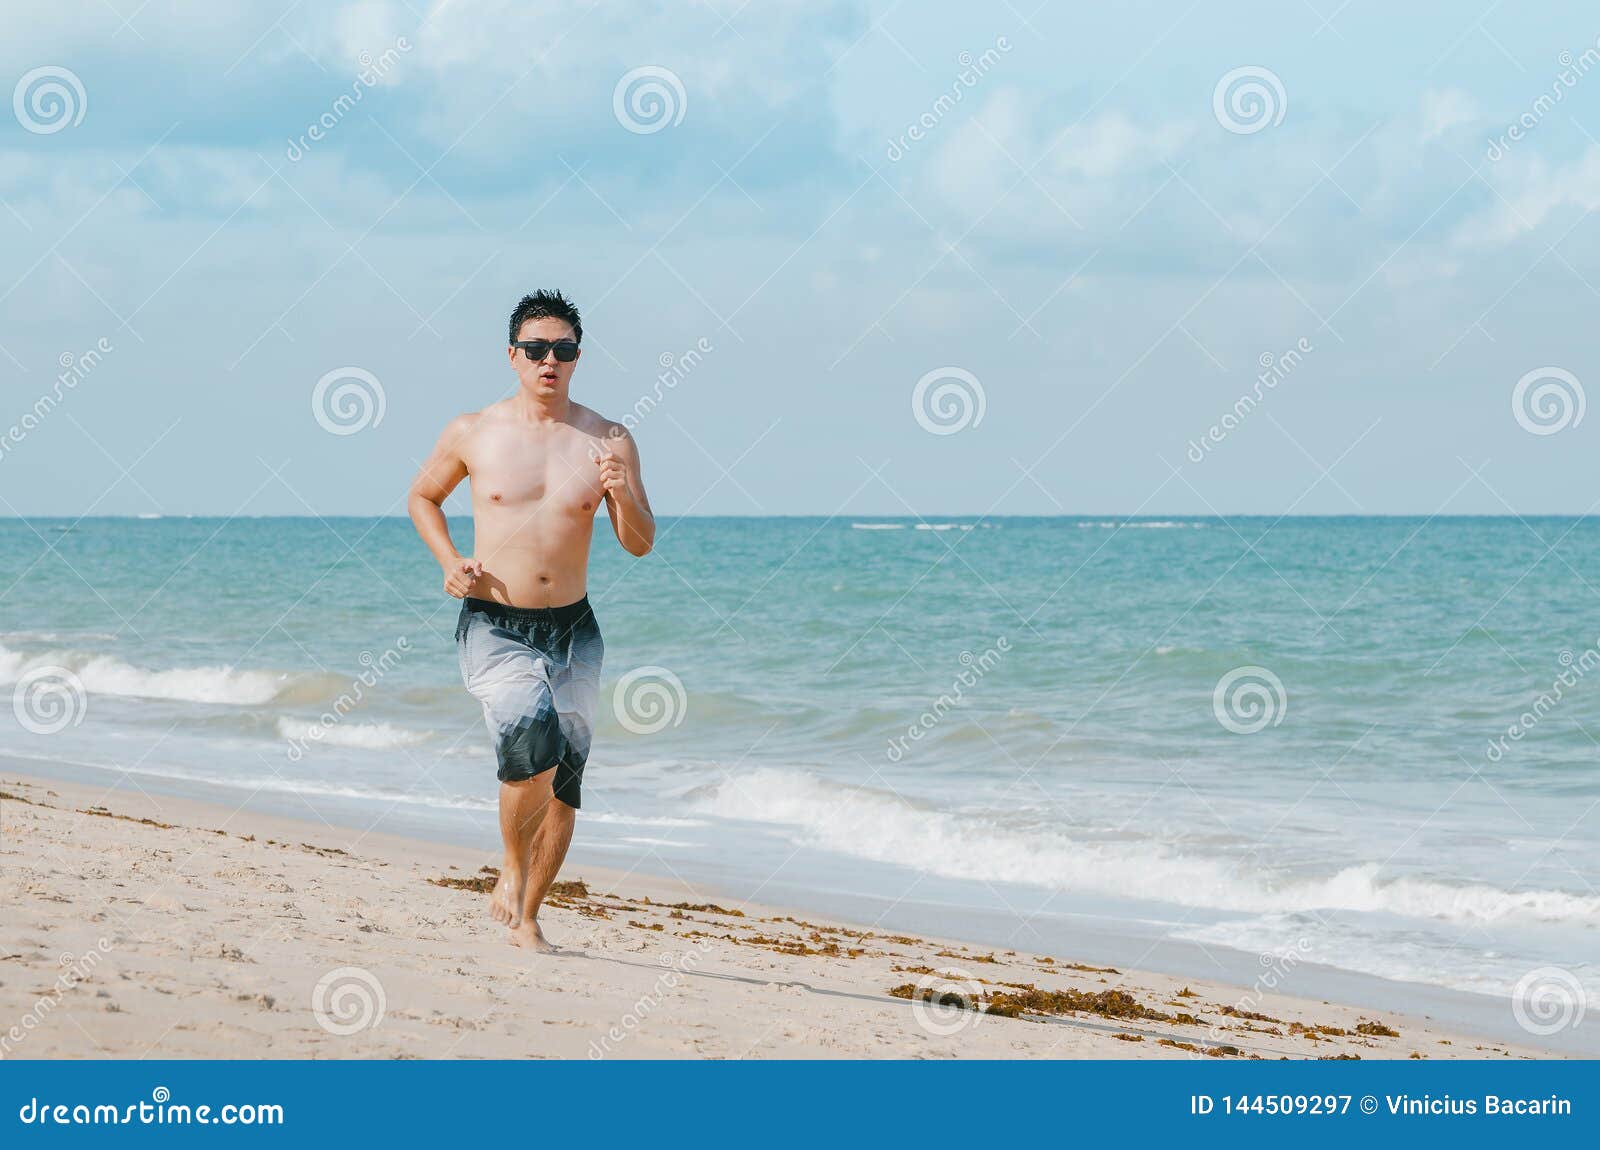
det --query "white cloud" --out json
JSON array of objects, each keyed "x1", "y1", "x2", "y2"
[
  {"x1": 1420, "y1": 88, "x2": 1478, "y2": 141},
  {"x1": 1456, "y1": 146, "x2": 1600, "y2": 246}
]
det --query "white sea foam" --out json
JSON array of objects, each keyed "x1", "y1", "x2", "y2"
[
  {"x1": 699, "y1": 768, "x2": 1600, "y2": 927},
  {"x1": 587, "y1": 812, "x2": 710, "y2": 828},
  {"x1": 274, "y1": 716, "x2": 432, "y2": 750},
  {"x1": 0, "y1": 748, "x2": 495, "y2": 813},
  {"x1": 0, "y1": 643, "x2": 292, "y2": 705},
  {"x1": 1171, "y1": 914, "x2": 1600, "y2": 1001},
  {"x1": 618, "y1": 836, "x2": 705, "y2": 848},
  {"x1": 1075, "y1": 520, "x2": 1207, "y2": 529}
]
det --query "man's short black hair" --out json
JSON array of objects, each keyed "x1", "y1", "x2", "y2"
[{"x1": 509, "y1": 290, "x2": 582, "y2": 345}]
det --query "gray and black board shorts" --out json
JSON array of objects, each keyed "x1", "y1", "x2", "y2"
[{"x1": 456, "y1": 596, "x2": 603, "y2": 809}]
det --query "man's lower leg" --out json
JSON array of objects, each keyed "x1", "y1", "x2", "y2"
[
  {"x1": 491, "y1": 778, "x2": 550, "y2": 927},
  {"x1": 511, "y1": 799, "x2": 576, "y2": 952}
]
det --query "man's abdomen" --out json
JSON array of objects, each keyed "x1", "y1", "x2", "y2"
[{"x1": 469, "y1": 508, "x2": 596, "y2": 608}]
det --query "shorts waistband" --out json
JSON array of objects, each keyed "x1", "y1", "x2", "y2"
[{"x1": 461, "y1": 595, "x2": 593, "y2": 628}]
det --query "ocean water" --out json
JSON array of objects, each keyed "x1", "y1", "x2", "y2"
[{"x1": 2, "y1": 515, "x2": 1596, "y2": 1033}]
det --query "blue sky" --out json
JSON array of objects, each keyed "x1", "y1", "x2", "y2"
[{"x1": 2, "y1": 0, "x2": 1598, "y2": 516}]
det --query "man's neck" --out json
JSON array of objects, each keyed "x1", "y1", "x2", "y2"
[{"x1": 511, "y1": 388, "x2": 570, "y2": 424}]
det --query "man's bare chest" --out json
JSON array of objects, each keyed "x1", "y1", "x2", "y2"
[{"x1": 465, "y1": 428, "x2": 605, "y2": 513}]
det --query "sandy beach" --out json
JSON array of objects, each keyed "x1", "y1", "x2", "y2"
[{"x1": 0, "y1": 771, "x2": 1550, "y2": 1061}]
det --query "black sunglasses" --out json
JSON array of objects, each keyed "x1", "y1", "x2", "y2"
[{"x1": 512, "y1": 340, "x2": 580, "y2": 363}]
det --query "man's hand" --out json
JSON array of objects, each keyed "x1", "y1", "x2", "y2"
[
  {"x1": 443, "y1": 557, "x2": 483, "y2": 599},
  {"x1": 597, "y1": 447, "x2": 633, "y2": 504}
]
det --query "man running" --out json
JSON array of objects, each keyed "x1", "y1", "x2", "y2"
[{"x1": 408, "y1": 290, "x2": 654, "y2": 952}]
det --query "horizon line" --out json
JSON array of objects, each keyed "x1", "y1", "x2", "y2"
[{"x1": 4, "y1": 512, "x2": 1598, "y2": 521}]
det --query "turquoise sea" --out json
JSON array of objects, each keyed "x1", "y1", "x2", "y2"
[{"x1": 2, "y1": 515, "x2": 1596, "y2": 1049}]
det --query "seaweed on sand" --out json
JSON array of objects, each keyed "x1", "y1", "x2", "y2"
[{"x1": 79, "y1": 806, "x2": 175, "y2": 830}]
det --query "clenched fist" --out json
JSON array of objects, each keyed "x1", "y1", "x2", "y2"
[
  {"x1": 596, "y1": 447, "x2": 631, "y2": 502},
  {"x1": 443, "y1": 556, "x2": 483, "y2": 599}
]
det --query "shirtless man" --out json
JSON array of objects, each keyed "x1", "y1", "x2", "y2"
[{"x1": 408, "y1": 290, "x2": 654, "y2": 952}]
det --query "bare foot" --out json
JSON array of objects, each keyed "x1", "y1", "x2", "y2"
[
  {"x1": 509, "y1": 918, "x2": 557, "y2": 953},
  {"x1": 489, "y1": 865, "x2": 525, "y2": 927}
]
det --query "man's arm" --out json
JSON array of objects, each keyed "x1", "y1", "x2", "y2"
[
  {"x1": 409, "y1": 414, "x2": 483, "y2": 597},
  {"x1": 597, "y1": 429, "x2": 655, "y2": 557}
]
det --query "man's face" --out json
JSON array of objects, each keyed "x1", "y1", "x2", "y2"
[{"x1": 508, "y1": 316, "x2": 580, "y2": 398}]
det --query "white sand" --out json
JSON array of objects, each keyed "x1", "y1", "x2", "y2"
[{"x1": 0, "y1": 773, "x2": 1546, "y2": 1060}]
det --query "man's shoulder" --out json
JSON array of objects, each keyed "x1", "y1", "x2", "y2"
[
  {"x1": 436, "y1": 407, "x2": 494, "y2": 450},
  {"x1": 569, "y1": 402, "x2": 633, "y2": 446}
]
